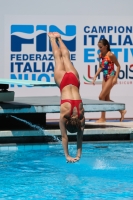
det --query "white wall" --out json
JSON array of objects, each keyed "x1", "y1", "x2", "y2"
[
  {"x1": 1, "y1": 0, "x2": 132, "y2": 75},
  {"x1": 1, "y1": 0, "x2": 133, "y2": 119}
]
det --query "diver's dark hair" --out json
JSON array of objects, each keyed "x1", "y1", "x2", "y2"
[
  {"x1": 98, "y1": 38, "x2": 111, "y2": 51},
  {"x1": 65, "y1": 117, "x2": 81, "y2": 133}
]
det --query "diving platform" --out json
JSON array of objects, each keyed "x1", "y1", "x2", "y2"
[
  {"x1": 0, "y1": 79, "x2": 57, "y2": 102},
  {"x1": 0, "y1": 96, "x2": 129, "y2": 144},
  {"x1": 0, "y1": 96, "x2": 125, "y2": 114},
  {"x1": 0, "y1": 79, "x2": 125, "y2": 114},
  {"x1": 0, "y1": 79, "x2": 126, "y2": 135}
]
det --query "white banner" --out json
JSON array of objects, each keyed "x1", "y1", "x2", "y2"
[{"x1": 4, "y1": 15, "x2": 133, "y2": 118}]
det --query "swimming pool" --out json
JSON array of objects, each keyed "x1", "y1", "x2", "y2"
[{"x1": 0, "y1": 142, "x2": 133, "y2": 200}]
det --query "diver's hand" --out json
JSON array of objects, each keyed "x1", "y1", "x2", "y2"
[
  {"x1": 74, "y1": 156, "x2": 80, "y2": 162},
  {"x1": 66, "y1": 155, "x2": 80, "y2": 163}
]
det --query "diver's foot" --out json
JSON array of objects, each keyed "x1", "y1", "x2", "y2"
[
  {"x1": 120, "y1": 110, "x2": 127, "y2": 122},
  {"x1": 47, "y1": 32, "x2": 56, "y2": 41},
  {"x1": 95, "y1": 118, "x2": 106, "y2": 123},
  {"x1": 53, "y1": 32, "x2": 61, "y2": 38}
]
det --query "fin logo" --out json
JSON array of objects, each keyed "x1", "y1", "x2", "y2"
[{"x1": 11, "y1": 25, "x2": 76, "y2": 52}]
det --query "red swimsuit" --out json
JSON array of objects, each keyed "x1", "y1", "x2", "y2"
[
  {"x1": 60, "y1": 72, "x2": 80, "y2": 92},
  {"x1": 60, "y1": 72, "x2": 82, "y2": 117}
]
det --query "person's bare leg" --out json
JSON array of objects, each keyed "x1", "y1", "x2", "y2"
[
  {"x1": 96, "y1": 80, "x2": 106, "y2": 123},
  {"x1": 104, "y1": 88, "x2": 127, "y2": 122},
  {"x1": 119, "y1": 110, "x2": 127, "y2": 122},
  {"x1": 48, "y1": 32, "x2": 65, "y2": 86},
  {"x1": 96, "y1": 77, "x2": 114, "y2": 123},
  {"x1": 96, "y1": 112, "x2": 106, "y2": 123},
  {"x1": 53, "y1": 32, "x2": 79, "y2": 78}
]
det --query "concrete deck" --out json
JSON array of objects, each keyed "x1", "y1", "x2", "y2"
[
  {"x1": 0, "y1": 121, "x2": 133, "y2": 143},
  {"x1": 0, "y1": 96, "x2": 125, "y2": 114},
  {"x1": 0, "y1": 121, "x2": 132, "y2": 135}
]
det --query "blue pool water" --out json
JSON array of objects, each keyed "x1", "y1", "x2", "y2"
[{"x1": 0, "y1": 142, "x2": 133, "y2": 200}]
